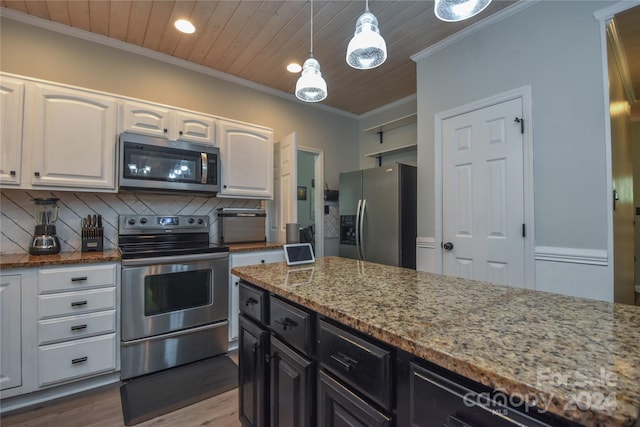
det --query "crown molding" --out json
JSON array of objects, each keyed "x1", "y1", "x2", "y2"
[
  {"x1": 0, "y1": 7, "x2": 359, "y2": 120},
  {"x1": 411, "y1": 0, "x2": 542, "y2": 62}
]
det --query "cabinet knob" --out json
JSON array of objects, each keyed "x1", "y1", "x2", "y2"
[
  {"x1": 179, "y1": 130, "x2": 183, "y2": 135},
  {"x1": 442, "y1": 242, "x2": 454, "y2": 251},
  {"x1": 223, "y1": 185, "x2": 227, "y2": 188},
  {"x1": 9, "y1": 170, "x2": 16, "y2": 176},
  {"x1": 34, "y1": 171, "x2": 40, "y2": 177},
  {"x1": 163, "y1": 128, "x2": 168, "y2": 133}
]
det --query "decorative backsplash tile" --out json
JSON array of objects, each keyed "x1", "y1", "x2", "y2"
[{"x1": 0, "y1": 189, "x2": 261, "y2": 255}]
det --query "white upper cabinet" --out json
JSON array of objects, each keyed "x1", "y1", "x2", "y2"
[
  {"x1": 120, "y1": 100, "x2": 216, "y2": 145},
  {"x1": 120, "y1": 100, "x2": 171, "y2": 138},
  {"x1": 174, "y1": 110, "x2": 216, "y2": 145},
  {"x1": 0, "y1": 77, "x2": 25, "y2": 185},
  {"x1": 29, "y1": 83, "x2": 117, "y2": 190},
  {"x1": 218, "y1": 120, "x2": 273, "y2": 199}
]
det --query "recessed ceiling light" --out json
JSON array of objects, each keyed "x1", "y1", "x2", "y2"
[
  {"x1": 287, "y1": 63, "x2": 302, "y2": 73},
  {"x1": 175, "y1": 19, "x2": 195, "y2": 34}
]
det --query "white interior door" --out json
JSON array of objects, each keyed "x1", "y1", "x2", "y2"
[
  {"x1": 442, "y1": 98, "x2": 525, "y2": 287},
  {"x1": 268, "y1": 132, "x2": 297, "y2": 243}
]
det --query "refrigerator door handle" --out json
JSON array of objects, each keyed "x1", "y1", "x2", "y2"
[
  {"x1": 359, "y1": 199, "x2": 366, "y2": 261},
  {"x1": 355, "y1": 199, "x2": 363, "y2": 260}
]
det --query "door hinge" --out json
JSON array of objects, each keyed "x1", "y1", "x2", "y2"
[
  {"x1": 522, "y1": 223, "x2": 526, "y2": 238},
  {"x1": 514, "y1": 117, "x2": 524, "y2": 134}
]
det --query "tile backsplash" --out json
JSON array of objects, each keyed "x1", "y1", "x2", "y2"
[{"x1": 0, "y1": 189, "x2": 261, "y2": 255}]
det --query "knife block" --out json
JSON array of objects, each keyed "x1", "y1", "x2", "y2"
[{"x1": 81, "y1": 227, "x2": 103, "y2": 252}]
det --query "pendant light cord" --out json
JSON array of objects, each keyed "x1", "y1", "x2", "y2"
[
  {"x1": 310, "y1": 0, "x2": 314, "y2": 55},
  {"x1": 365, "y1": 0, "x2": 369, "y2": 13}
]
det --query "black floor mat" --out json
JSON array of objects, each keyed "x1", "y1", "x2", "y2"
[{"x1": 120, "y1": 355, "x2": 238, "y2": 426}]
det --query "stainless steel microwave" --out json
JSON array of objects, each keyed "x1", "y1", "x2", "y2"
[{"x1": 118, "y1": 132, "x2": 220, "y2": 195}]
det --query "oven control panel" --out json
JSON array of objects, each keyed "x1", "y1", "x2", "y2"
[{"x1": 119, "y1": 215, "x2": 209, "y2": 234}]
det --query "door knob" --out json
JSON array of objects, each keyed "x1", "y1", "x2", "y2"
[{"x1": 443, "y1": 242, "x2": 454, "y2": 251}]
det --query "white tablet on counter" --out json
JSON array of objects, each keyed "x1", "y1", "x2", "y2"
[{"x1": 283, "y1": 243, "x2": 315, "y2": 266}]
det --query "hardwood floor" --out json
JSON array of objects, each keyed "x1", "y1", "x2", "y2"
[{"x1": 1, "y1": 353, "x2": 242, "y2": 427}]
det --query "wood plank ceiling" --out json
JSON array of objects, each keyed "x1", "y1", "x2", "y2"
[{"x1": 1, "y1": 1, "x2": 639, "y2": 115}]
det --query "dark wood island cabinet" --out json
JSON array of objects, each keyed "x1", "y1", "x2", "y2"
[{"x1": 233, "y1": 256, "x2": 640, "y2": 427}]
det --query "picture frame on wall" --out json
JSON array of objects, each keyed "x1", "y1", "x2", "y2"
[{"x1": 297, "y1": 186, "x2": 307, "y2": 200}]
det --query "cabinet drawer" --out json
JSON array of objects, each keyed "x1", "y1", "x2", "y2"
[
  {"x1": 38, "y1": 333, "x2": 116, "y2": 387},
  {"x1": 269, "y1": 296, "x2": 313, "y2": 356},
  {"x1": 318, "y1": 319, "x2": 392, "y2": 411},
  {"x1": 38, "y1": 310, "x2": 116, "y2": 345},
  {"x1": 239, "y1": 281, "x2": 267, "y2": 324},
  {"x1": 38, "y1": 287, "x2": 116, "y2": 319},
  {"x1": 39, "y1": 264, "x2": 116, "y2": 293},
  {"x1": 318, "y1": 370, "x2": 392, "y2": 427}
]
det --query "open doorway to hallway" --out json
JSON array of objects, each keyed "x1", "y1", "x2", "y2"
[{"x1": 606, "y1": 5, "x2": 640, "y2": 305}]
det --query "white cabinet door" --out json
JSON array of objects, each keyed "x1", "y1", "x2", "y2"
[
  {"x1": 0, "y1": 77, "x2": 25, "y2": 186},
  {"x1": 218, "y1": 120, "x2": 274, "y2": 199},
  {"x1": 120, "y1": 100, "x2": 171, "y2": 138},
  {"x1": 29, "y1": 83, "x2": 117, "y2": 190},
  {"x1": 121, "y1": 101, "x2": 216, "y2": 145},
  {"x1": 1, "y1": 274, "x2": 22, "y2": 391},
  {"x1": 175, "y1": 110, "x2": 216, "y2": 145},
  {"x1": 229, "y1": 250, "x2": 284, "y2": 341}
]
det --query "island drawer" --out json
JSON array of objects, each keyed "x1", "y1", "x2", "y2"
[
  {"x1": 269, "y1": 296, "x2": 313, "y2": 356},
  {"x1": 239, "y1": 281, "x2": 267, "y2": 324},
  {"x1": 318, "y1": 319, "x2": 392, "y2": 411}
]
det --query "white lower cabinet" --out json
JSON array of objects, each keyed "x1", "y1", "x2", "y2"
[
  {"x1": 0, "y1": 262, "x2": 119, "y2": 405},
  {"x1": 229, "y1": 249, "x2": 284, "y2": 343},
  {"x1": 36, "y1": 263, "x2": 118, "y2": 387},
  {"x1": 1, "y1": 274, "x2": 22, "y2": 391},
  {"x1": 38, "y1": 333, "x2": 117, "y2": 387}
]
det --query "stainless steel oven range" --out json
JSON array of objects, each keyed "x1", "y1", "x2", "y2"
[{"x1": 118, "y1": 214, "x2": 229, "y2": 380}]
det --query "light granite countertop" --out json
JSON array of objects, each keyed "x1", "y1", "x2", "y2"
[
  {"x1": 231, "y1": 256, "x2": 640, "y2": 427},
  {"x1": 0, "y1": 249, "x2": 121, "y2": 269},
  {"x1": 0, "y1": 243, "x2": 284, "y2": 269}
]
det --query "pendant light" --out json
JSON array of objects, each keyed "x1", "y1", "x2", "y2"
[
  {"x1": 346, "y1": 0, "x2": 387, "y2": 70},
  {"x1": 434, "y1": 0, "x2": 492, "y2": 22},
  {"x1": 296, "y1": 0, "x2": 327, "y2": 103}
]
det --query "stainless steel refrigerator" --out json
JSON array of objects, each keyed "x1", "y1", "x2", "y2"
[{"x1": 338, "y1": 163, "x2": 417, "y2": 268}]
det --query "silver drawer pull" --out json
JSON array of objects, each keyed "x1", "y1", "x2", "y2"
[
  {"x1": 71, "y1": 276, "x2": 88, "y2": 282},
  {"x1": 71, "y1": 300, "x2": 88, "y2": 307},
  {"x1": 274, "y1": 317, "x2": 298, "y2": 331},
  {"x1": 70, "y1": 324, "x2": 88, "y2": 331},
  {"x1": 330, "y1": 352, "x2": 358, "y2": 372},
  {"x1": 71, "y1": 356, "x2": 88, "y2": 365}
]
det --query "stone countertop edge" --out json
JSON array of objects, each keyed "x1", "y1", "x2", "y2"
[
  {"x1": 0, "y1": 243, "x2": 284, "y2": 269},
  {"x1": 231, "y1": 256, "x2": 640, "y2": 427},
  {"x1": 0, "y1": 249, "x2": 122, "y2": 269},
  {"x1": 227, "y1": 242, "x2": 284, "y2": 253}
]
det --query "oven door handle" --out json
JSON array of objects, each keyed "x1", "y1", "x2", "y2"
[
  {"x1": 121, "y1": 320, "x2": 229, "y2": 345},
  {"x1": 121, "y1": 251, "x2": 229, "y2": 267}
]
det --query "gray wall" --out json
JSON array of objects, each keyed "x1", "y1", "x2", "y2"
[
  {"x1": 0, "y1": 17, "x2": 359, "y2": 192},
  {"x1": 415, "y1": 1, "x2": 610, "y2": 250}
]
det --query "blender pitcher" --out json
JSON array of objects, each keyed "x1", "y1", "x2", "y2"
[{"x1": 29, "y1": 198, "x2": 61, "y2": 255}]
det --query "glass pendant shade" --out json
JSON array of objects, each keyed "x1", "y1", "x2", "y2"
[
  {"x1": 295, "y1": 56, "x2": 327, "y2": 102},
  {"x1": 346, "y1": 11, "x2": 387, "y2": 69},
  {"x1": 434, "y1": 0, "x2": 492, "y2": 22}
]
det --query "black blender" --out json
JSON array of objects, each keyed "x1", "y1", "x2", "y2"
[{"x1": 29, "y1": 198, "x2": 61, "y2": 255}]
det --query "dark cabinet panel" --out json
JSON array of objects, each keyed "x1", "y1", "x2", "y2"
[
  {"x1": 269, "y1": 295, "x2": 314, "y2": 357},
  {"x1": 270, "y1": 336, "x2": 315, "y2": 427},
  {"x1": 239, "y1": 281, "x2": 268, "y2": 324},
  {"x1": 318, "y1": 319, "x2": 392, "y2": 411},
  {"x1": 405, "y1": 360, "x2": 552, "y2": 427},
  {"x1": 239, "y1": 315, "x2": 268, "y2": 427},
  {"x1": 318, "y1": 371, "x2": 392, "y2": 427}
]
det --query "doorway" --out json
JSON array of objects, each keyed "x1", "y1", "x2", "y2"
[
  {"x1": 435, "y1": 86, "x2": 535, "y2": 289},
  {"x1": 297, "y1": 147, "x2": 324, "y2": 257}
]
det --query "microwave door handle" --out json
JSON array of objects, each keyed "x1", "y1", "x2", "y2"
[{"x1": 200, "y1": 152, "x2": 208, "y2": 184}]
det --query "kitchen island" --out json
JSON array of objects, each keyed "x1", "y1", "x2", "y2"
[{"x1": 232, "y1": 256, "x2": 640, "y2": 427}]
